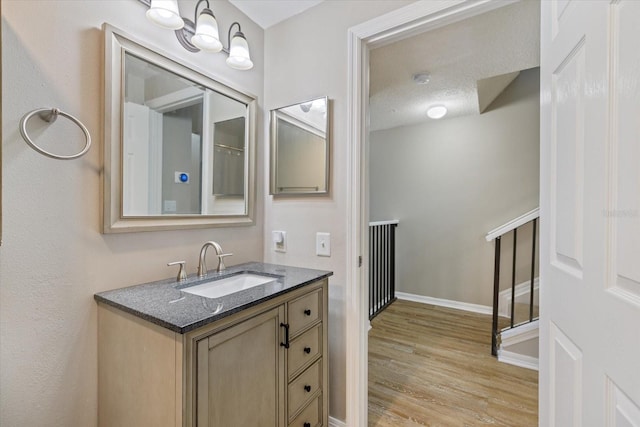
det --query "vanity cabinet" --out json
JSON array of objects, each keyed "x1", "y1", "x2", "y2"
[{"x1": 97, "y1": 278, "x2": 328, "y2": 427}]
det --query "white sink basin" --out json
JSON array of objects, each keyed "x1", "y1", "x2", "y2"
[{"x1": 181, "y1": 273, "x2": 277, "y2": 299}]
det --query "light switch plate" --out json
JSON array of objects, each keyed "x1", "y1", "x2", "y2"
[{"x1": 316, "y1": 232, "x2": 331, "y2": 257}]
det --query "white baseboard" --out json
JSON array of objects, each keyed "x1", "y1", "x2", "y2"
[
  {"x1": 498, "y1": 278, "x2": 539, "y2": 318},
  {"x1": 500, "y1": 319, "x2": 539, "y2": 347},
  {"x1": 396, "y1": 292, "x2": 492, "y2": 315},
  {"x1": 329, "y1": 416, "x2": 347, "y2": 427},
  {"x1": 497, "y1": 349, "x2": 539, "y2": 371}
]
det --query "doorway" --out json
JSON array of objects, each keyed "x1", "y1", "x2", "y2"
[{"x1": 345, "y1": 1, "x2": 541, "y2": 425}]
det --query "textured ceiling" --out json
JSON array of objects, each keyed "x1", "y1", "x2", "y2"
[
  {"x1": 229, "y1": 0, "x2": 324, "y2": 29},
  {"x1": 369, "y1": 0, "x2": 540, "y2": 131}
]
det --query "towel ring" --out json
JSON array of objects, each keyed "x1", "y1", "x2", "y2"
[{"x1": 19, "y1": 108, "x2": 92, "y2": 160}]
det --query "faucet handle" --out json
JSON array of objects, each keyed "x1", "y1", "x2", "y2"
[
  {"x1": 167, "y1": 261, "x2": 188, "y2": 282},
  {"x1": 216, "y1": 253, "x2": 233, "y2": 272}
]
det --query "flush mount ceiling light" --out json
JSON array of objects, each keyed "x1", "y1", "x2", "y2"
[
  {"x1": 412, "y1": 72, "x2": 431, "y2": 85},
  {"x1": 142, "y1": 0, "x2": 253, "y2": 70},
  {"x1": 427, "y1": 105, "x2": 447, "y2": 119}
]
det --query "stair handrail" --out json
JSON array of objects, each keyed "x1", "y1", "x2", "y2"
[
  {"x1": 485, "y1": 208, "x2": 539, "y2": 242},
  {"x1": 369, "y1": 219, "x2": 399, "y2": 226}
]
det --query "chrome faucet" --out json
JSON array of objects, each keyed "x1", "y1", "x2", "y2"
[{"x1": 197, "y1": 241, "x2": 233, "y2": 277}]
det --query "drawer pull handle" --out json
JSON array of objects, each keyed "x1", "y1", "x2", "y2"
[
  {"x1": 280, "y1": 323, "x2": 290, "y2": 349},
  {"x1": 304, "y1": 346, "x2": 311, "y2": 354},
  {"x1": 304, "y1": 385, "x2": 312, "y2": 392},
  {"x1": 304, "y1": 423, "x2": 311, "y2": 427},
  {"x1": 304, "y1": 309, "x2": 312, "y2": 316}
]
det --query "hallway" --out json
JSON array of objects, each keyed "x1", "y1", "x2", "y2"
[{"x1": 368, "y1": 300, "x2": 538, "y2": 426}]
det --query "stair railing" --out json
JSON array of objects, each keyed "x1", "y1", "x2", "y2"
[
  {"x1": 486, "y1": 208, "x2": 539, "y2": 356},
  {"x1": 369, "y1": 220, "x2": 399, "y2": 320}
]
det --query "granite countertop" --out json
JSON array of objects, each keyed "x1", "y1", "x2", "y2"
[{"x1": 94, "y1": 262, "x2": 333, "y2": 334}]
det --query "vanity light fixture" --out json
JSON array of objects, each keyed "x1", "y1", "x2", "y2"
[
  {"x1": 142, "y1": 0, "x2": 253, "y2": 70},
  {"x1": 427, "y1": 105, "x2": 447, "y2": 119}
]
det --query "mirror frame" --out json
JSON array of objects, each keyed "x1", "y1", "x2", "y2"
[
  {"x1": 269, "y1": 97, "x2": 330, "y2": 196},
  {"x1": 102, "y1": 25, "x2": 257, "y2": 233}
]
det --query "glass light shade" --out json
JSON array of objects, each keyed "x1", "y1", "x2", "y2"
[
  {"x1": 191, "y1": 9, "x2": 222, "y2": 52},
  {"x1": 226, "y1": 32, "x2": 253, "y2": 70},
  {"x1": 146, "y1": 0, "x2": 184, "y2": 30},
  {"x1": 427, "y1": 105, "x2": 447, "y2": 119}
]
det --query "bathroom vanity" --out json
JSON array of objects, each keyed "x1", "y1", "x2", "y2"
[{"x1": 94, "y1": 262, "x2": 331, "y2": 427}]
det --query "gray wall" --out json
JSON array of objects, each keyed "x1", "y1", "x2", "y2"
[
  {"x1": 0, "y1": 1, "x2": 264, "y2": 425},
  {"x1": 262, "y1": 0, "x2": 413, "y2": 421},
  {"x1": 370, "y1": 68, "x2": 540, "y2": 306}
]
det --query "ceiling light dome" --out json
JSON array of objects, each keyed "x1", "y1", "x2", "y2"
[{"x1": 427, "y1": 105, "x2": 447, "y2": 119}]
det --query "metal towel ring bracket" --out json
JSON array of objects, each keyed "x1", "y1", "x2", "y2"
[{"x1": 19, "y1": 108, "x2": 92, "y2": 160}]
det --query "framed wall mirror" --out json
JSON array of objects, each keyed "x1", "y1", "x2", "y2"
[
  {"x1": 270, "y1": 97, "x2": 329, "y2": 195},
  {"x1": 103, "y1": 25, "x2": 256, "y2": 233}
]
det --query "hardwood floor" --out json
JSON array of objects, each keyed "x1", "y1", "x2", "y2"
[{"x1": 368, "y1": 300, "x2": 538, "y2": 426}]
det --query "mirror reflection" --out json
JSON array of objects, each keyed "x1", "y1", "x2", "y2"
[
  {"x1": 270, "y1": 97, "x2": 329, "y2": 195},
  {"x1": 123, "y1": 53, "x2": 247, "y2": 217}
]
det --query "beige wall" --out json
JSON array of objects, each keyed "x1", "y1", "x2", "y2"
[
  {"x1": 370, "y1": 68, "x2": 540, "y2": 306},
  {"x1": 0, "y1": 1, "x2": 264, "y2": 426},
  {"x1": 263, "y1": 0, "x2": 413, "y2": 421}
]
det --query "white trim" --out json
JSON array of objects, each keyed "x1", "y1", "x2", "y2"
[
  {"x1": 497, "y1": 349, "x2": 539, "y2": 371},
  {"x1": 500, "y1": 319, "x2": 539, "y2": 346},
  {"x1": 498, "y1": 278, "x2": 540, "y2": 318},
  {"x1": 396, "y1": 292, "x2": 493, "y2": 315},
  {"x1": 368, "y1": 219, "x2": 399, "y2": 226},
  {"x1": 485, "y1": 207, "x2": 540, "y2": 241},
  {"x1": 347, "y1": 2, "x2": 523, "y2": 426},
  {"x1": 329, "y1": 416, "x2": 347, "y2": 427}
]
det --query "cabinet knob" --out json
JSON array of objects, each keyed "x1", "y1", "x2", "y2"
[
  {"x1": 304, "y1": 346, "x2": 311, "y2": 354},
  {"x1": 304, "y1": 309, "x2": 312, "y2": 316},
  {"x1": 304, "y1": 423, "x2": 311, "y2": 427},
  {"x1": 304, "y1": 385, "x2": 311, "y2": 392}
]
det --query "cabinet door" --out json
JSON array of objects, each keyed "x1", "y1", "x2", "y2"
[{"x1": 196, "y1": 306, "x2": 285, "y2": 427}]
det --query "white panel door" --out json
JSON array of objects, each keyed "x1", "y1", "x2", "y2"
[{"x1": 540, "y1": 1, "x2": 640, "y2": 426}]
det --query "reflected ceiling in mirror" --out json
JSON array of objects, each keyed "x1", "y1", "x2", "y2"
[
  {"x1": 103, "y1": 25, "x2": 256, "y2": 233},
  {"x1": 270, "y1": 97, "x2": 329, "y2": 195}
]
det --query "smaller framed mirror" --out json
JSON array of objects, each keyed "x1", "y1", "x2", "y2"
[{"x1": 270, "y1": 97, "x2": 329, "y2": 195}]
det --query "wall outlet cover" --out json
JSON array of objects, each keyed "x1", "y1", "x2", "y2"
[
  {"x1": 273, "y1": 231, "x2": 287, "y2": 252},
  {"x1": 316, "y1": 232, "x2": 331, "y2": 257},
  {"x1": 164, "y1": 200, "x2": 177, "y2": 212}
]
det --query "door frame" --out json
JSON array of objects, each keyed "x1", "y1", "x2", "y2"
[{"x1": 345, "y1": 0, "x2": 524, "y2": 425}]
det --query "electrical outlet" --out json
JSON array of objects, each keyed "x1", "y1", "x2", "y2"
[
  {"x1": 316, "y1": 232, "x2": 331, "y2": 257},
  {"x1": 164, "y1": 200, "x2": 177, "y2": 212},
  {"x1": 273, "y1": 231, "x2": 287, "y2": 252}
]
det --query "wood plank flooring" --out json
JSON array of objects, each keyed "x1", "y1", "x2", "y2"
[{"x1": 368, "y1": 300, "x2": 538, "y2": 426}]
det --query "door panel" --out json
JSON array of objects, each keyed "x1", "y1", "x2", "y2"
[
  {"x1": 541, "y1": 0, "x2": 640, "y2": 426},
  {"x1": 609, "y1": 0, "x2": 640, "y2": 302}
]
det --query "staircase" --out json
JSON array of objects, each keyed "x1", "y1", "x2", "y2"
[{"x1": 486, "y1": 208, "x2": 539, "y2": 370}]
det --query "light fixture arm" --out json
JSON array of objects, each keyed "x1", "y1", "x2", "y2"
[
  {"x1": 226, "y1": 22, "x2": 242, "y2": 53},
  {"x1": 193, "y1": 0, "x2": 210, "y2": 26}
]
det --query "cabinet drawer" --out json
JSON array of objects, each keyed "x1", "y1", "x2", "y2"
[
  {"x1": 288, "y1": 289, "x2": 322, "y2": 337},
  {"x1": 288, "y1": 323, "x2": 322, "y2": 379},
  {"x1": 288, "y1": 359, "x2": 322, "y2": 419},
  {"x1": 289, "y1": 394, "x2": 322, "y2": 427}
]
